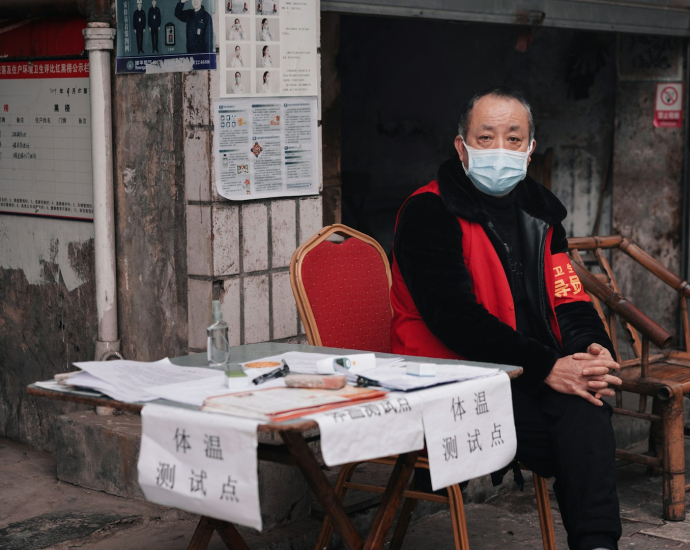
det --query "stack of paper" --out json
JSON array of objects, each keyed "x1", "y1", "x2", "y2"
[
  {"x1": 202, "y1": 385, "x2": 387, "y2": 422},
  {"x1": 355, "y1": 363, "x2": 500, "y2": 391},
  {"x1": 65, "y1": 359, "x2": 222, "y2": 403}
]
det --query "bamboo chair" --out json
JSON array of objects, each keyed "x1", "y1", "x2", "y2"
[
  {"x1": 290, "y1": 224, "x2": 556, "y2": 550},
  {"x1": 567, "y1": 236, "x2": 685, "y2": 520}
]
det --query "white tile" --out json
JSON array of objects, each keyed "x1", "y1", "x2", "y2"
[
  {"x1": 186, "y1": 204, "x2": 212, "y2": 276},
  {"x1": 272, "y1": 271, "x2": 297, "y2": 339},
  {"x1": 213, "y1": 205, "x2": 240, "y2": 275},
  {"x1": 243, "y1": 274, "x2": 270, "y2": 344},
  {"x1": 298, "y1": 196, "x2": 323, "y2": 245},
  {"x1": 241, "y1": 202, "x2": 269, "y2": 272},
  {"x1": 271, "y1": 200, "x2": 296, "y2": 268},
  {"x1": 183, "y1": 71, "x2": 209, "y2": 126},
  {"x1": 209, "y1": 61, "x2": 220, "y2": 108},
  {"x1": 220, "y1": 278, "x2": 241, "y2": 347},
  {"x1": 184, "y1": 129, "x2": 211, "y2": 202},
  {"x1": 188, "y1": 278, "x2": 213, "y2": 350},
  {"x1": 209, "y1": 135, "x2": 222, "y2": 202}
]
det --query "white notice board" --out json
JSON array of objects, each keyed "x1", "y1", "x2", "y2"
[
  {"x1": 0, "y1": 60, "x2": 93, "y2": 221},
  {"x1": 219, "y1": 0, "x2": 319, "y2": 97},
  {"x1": 213, "y1": 96, "x2": 319, "y2": 200}
]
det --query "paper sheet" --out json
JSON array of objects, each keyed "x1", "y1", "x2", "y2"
[
  {"x1": 149, "y1": 370, "x2": 286, "y2": 407},
  {"x1": 138, "y1": 404, "x2": 262, "y2": 531},
  {"x1": 308, "y1": 393, "x2": 425, "y2": 467},
  {"x1": 354, "y1": 363, "x2": 500, "y2": 391},
  {"x1": 419, "y1": 373, "x2": 517, "y2": 491},
  {"x1": 241, "y1": 351, "x2": 402, "y2": 374},
  {"x1": 69, "y1": 359, "x2": 221, "y2": 403}
]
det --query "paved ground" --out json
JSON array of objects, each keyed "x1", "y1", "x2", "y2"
[{"x1": 2, "y1": 437, "x2": 690, "y2": 549}]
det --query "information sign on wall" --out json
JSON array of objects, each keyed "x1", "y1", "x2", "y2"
[
  {"x1": 219, "y1": 0, "x2": 318, "y2": 97},
  {"x1": 213, "y1": 96, "x2": 319, "y2": 200},
  {"x1": 0, "y1": 60, "x2": 93, "y2": 220},
  {"x1": 654, "y1": 82, "x2": 684, "y2": 128}
]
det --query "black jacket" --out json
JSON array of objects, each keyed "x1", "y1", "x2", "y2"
[
  {"x1": 175, "y1": 3, "x2": 213, "y2": 53},
  {"x1": 394, "y1": 157, "x2": 614, "y2": 394}
]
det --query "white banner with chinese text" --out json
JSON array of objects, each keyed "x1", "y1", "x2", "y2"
[
  {"x1": 308, "y1": 393, "x2": 425, "y2": 467},
  {"x1": 421, "y1": 373, "x2": 516, "y2": 491},
  {"x1": 138, "y1": 404, "x2": 262, "y2": 530}
]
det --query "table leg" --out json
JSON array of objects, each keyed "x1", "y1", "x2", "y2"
[
  {"x1": 209, "y1": 518, "x2": 251, "y2": 550},
  {"x1": 187, "y1": 516, "x2": 215, "y2": 550},
  {"x1": 281, "y1": 430, "x2": 363, "y2": 550},
  {"x1": 362, "y1": 451, "x2": 419, "y2": 550}
]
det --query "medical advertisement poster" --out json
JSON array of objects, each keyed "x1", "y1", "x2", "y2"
[
  {"x1": 116, "y1": 0, "x2": 217, "y2": 74},
  {"x1": 0, "y1": 61, "x2": 93, "y2": 221},
  {"x1": 219, "y1": 0, "x2": 318, "y2": 97},
  {"x1": 213, "y1": 96, "x2": 319, "y2": 200}
]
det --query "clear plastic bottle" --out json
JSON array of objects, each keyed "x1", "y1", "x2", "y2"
[{"x1": 207, "y1": 300, "x2": 230, "y2": 367}]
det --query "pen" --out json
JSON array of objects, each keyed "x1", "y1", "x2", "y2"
[{"x1": 252, "y1": 360, "x2": 290, "y2": 385}]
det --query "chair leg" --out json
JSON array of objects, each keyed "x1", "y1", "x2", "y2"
[
  {"x1": 660, "y1": 387, "x2": 686, "y2": 521},
  {"x1": 447, "y1": 484, "x2": 470, "y2": 550},
  {"x1": 314, "y1": 463, "x2": 360, "y2": 550},
  {"x1": 389, "y1": 472, "x2": 418, "y2": 550},
  {"x1": 533, "y1": 473, "x2": 557, "y2": 550}
]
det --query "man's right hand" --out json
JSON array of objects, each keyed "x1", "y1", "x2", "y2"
[{"x1": 544, "y1": 353, "x2": 621, "y2": 406}]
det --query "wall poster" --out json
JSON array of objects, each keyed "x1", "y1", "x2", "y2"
[
  {"x1": 213, "y1": 96, "x2": 319, "y2": 200},
  {"x1": 219, "y1": 0, "x2": 318, "y2": 97},
  {"x1": 116, "y1": 0, "x2": 217, "y2": 73},
  {"x1": 0, "y1": 60, "x2": 93, "y2": 221}
]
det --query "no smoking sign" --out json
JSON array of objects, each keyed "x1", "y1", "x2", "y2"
[{"x1": 654, "y1": 82, "x2": 683, "y2": 128}]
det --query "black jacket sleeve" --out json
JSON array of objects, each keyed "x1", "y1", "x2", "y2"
[
  {"x1": 550, "y1": 224, "x2": 617, "y2": 360},
  {"x1": 394, "y1": 193, "x2": 561, "y2": 394}
]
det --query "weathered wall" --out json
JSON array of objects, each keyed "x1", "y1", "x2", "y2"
[
  {"x1": 113, "y1": 72, "x2": 189, "y2": 361},
  {"x1": 611, "y1": 36, "x2": 685, "y2": 342},
  {"x1": 338, "y1": 16, "x2": 616, "y2": 252},
  {"x1": 0, "y1": 216, "x2": 95, "y2": 450}
]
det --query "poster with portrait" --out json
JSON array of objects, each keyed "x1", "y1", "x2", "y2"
[
  {"x1": 219, "y1": 0, "x2": 318, "y2": 97},
  {"x1": 116, "y1": 0, "x2": 217, "y2": 74}
]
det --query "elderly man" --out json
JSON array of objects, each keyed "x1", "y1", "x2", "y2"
[{"x1": 391, "y1": 87, "x2": 622, "y2": 550}]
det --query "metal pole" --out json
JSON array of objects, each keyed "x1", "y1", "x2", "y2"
[{"x1": 83, "y1": 23, "x2": 122, "y2": 361}]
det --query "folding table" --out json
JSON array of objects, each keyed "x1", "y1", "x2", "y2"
[{"x1": 27, "y1": 342, "x2": 521, "y2": 550}]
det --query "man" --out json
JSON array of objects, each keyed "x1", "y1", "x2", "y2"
[
  {"x1": 148, "y1": 0, "x2": 161, "y2": 53},
  {"x1": 175, "y1": 0, "x2": 213, "y2": 54},
  {"x1": 391, "y1": 87, "x2": 622, "y2": 550},
  {"x1": 133, "y1": 1, "x2": 146, "y2": 54}
]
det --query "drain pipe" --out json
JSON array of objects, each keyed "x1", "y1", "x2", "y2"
[{"x1": 83, "y1": 23, "x2": 122, "y2": 362}]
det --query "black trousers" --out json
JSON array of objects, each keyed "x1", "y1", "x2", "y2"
[
  {"x1": 513, "y1": 386, "x2": 622, "y2": 550},
  {"x1": 151, "y1": 29, "x2": 159, "y2": 52},
  {"x1": 136, "y1": 30, "x2": 144, "y2": 53}
]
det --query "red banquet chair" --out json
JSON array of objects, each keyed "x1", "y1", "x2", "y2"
[{"x1": 290, "y1": 223, "x2": 556, "y2": 550}]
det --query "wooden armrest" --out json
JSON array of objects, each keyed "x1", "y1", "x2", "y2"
[
  {"x1": 567, "y1": 235, "x2": 623, "y2": 251},
  {"x1": 571, "y1": 261, "x2": 673, "y2": 350},
  {"x1": 619, "y1": 238, "x2": 690, "y2": 299}
]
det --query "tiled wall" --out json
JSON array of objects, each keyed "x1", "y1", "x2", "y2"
[{"x1": 183, "y1": 70, "x2": 323, "y2": 352}]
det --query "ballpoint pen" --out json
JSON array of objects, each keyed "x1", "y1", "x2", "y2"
[{"x1": 252, "y1": 359, "x2": 290, "y2": 385}]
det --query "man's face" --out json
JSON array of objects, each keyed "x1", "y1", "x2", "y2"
[
  {"x1": 152, "y1": 0, "x2": 156, "y2": 6},
  {"x1": 192, "y1": 0, "x2": 202, "y2": 10},
  {"x1": 454, "y1": 95, "x2": 535, "y2": 170},
  {"x1": 137, "y1": 1, "x2": 142, "y2": 8}
]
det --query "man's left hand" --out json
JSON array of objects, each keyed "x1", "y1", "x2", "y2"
[{"x1": 575, "y1": 343, "x2": 621, "y2": 400}]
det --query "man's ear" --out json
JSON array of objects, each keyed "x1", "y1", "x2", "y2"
[
  {"x1": 527, "y1": 139, "x2": 536, "y2": 165},
  {"x1": 454, "y1": 135, "x2": 466, "y2": 164}
]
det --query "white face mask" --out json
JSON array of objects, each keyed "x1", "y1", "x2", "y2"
[
  {"x1": 264, "y1": 24, "x2": 269, "y2": 31},
  {"x1": 235, "y1": 77, "x2": 240, "y2": 84},
  {"x1": 235, "y1": 50, "x2": 241, "y2": 57},
  {"x1": 462, "y1": 140, "x2": 534, "y2": 197},
  {"x1": 265, "y1": 77, "x2": 271, "y2": 84}
]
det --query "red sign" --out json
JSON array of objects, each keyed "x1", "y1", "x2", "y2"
[
  {"x1": 0, "y1": 60, "x2": 89, "y2": 80},
  {"x1": 654, "y1": 83, "x2": 684, "y2": 128}
]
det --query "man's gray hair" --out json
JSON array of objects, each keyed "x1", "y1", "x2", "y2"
[{"x1": 458, "y1": 87, "x2": 535, "y2": 142}]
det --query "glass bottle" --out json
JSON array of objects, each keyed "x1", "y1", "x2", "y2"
[{"x1": 207, "y1": 300, "x2": 230, "y2": 368}]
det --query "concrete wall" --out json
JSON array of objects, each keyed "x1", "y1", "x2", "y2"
[
  {"x1": 338, "y1": 16, "x2": 616, "y2": 252},
  {"x1": 611, "y1": 36, "x2": 685, "y2": 343},
  {"x1": 0, "y1": 216, "x2": 95, "y2": 450}
]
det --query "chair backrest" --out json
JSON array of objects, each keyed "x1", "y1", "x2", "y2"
[
  {"x1": 290, "y1": 224, "x2": 393, "y2": 352},
  {"x1": 567, "y1": 236, "x2": 676, "y2": 370}
]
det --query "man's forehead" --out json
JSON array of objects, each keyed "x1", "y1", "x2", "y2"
[{"x1": 469, "y1": 95, "x2": 529, "y2": 130}]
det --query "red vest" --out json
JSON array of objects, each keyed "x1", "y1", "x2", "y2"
[{"x1": 390, "y1": 181, "x2": 589, "y2": 359}]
